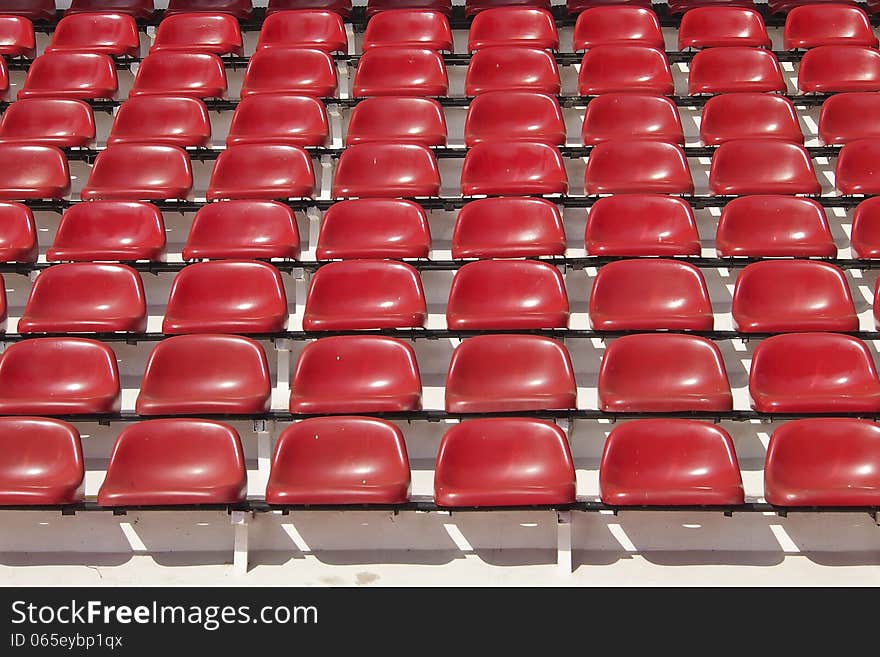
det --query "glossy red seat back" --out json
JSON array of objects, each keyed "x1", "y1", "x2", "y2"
[
  {"x1": 678, "y1": 7, "x2": 770, "y2": 48},
  {"x1": 67, "y1": 1, "x2": 155, "y2": 20},
  {"x1": 183, "y1": 200, "x2": 301, "y2": 260},
  {"x1": 363, "y1": 10, "x2": 453, "y2": 51},
  {"x1": 268, "y1": 0, "x2": 352, "y2": 16},
  {"x1": 835, "y1": 138, "x2": 880, "y2": 194},
  {"x1": 353, "y1": 47, "x2": 447, "y2": 96},
  {"x1": 851, "y1": 197, "x2": 880, "y2": 258},
  {"x1": 578, "y1": 45, "x2": 673, "y2": 95},
  {"x1": 0, "y1": 99, "x2": 96, "y2": 148},
  {"x1": 461, "y1": 141, "x2": 568, "y2": 195},
  {"x1": 152, "y1": 13, "x2": 243, "y2": 55},
  {"x1": 0, "y1": 145, "x2": 70, "y2": 200},
  {"x1": 257, "y1": 10, "x2": 346, "y2": 52},
  {"x1": 346, "y1": 97, "x2": 447, "y2": 147},
  {"x1": 700, "y1": 94, "x2": 802, "y2": 145},
  {"x1": 316, "y1": 198, "x2": 431, "y2": 259},
  {"x1": 465, "y1": 46, "x2": 560, "y2": 95},
  {"x1": 585, "y1": 140, "x2": 693, "y2": 194},
  {"x1": 367, "y1": 0, "x2": 452, "y2": 16},
  {"x1": 81, "y1": 144, "x2": 193, "y2": 201},
  {"x1": 585, "y1": 194, "x2": 700, "y2": 256},
  {"x1": 468, "y1": 7, "x2": 558, "y2": 50},
  {"x1": 567, "y1": 0, "x2": 655, "y2": 14},
  {"x1": 227, "y1": 95, "x2": 329, "y2": 148},
  {"x1": 130, "y1": 52, "x2": 227, "y2": 98},
  {"x1": 582, "y1": 94, "x2": 683, "y2": 145},
  {"x1": 465, "y1": 0, "x2": 552, "y2": 16},
  {"x1": 0, "y1": 1, "x2": 55, "y2": 21},
  {"x1": 207, "y1": 144, "x2": 316, "y2": 200},
  {"x1": 452, "y1": 196, "x2": 566, "y2": 258},
  {"x1": 819, "y1": 93, "x2": 880, "y2": 144},
  {"x1": 165, "y1": 0, "x2": 253, "y2": 19},
  {"x1": 668, "y1": 0, "x2": 757, "y2": 13},
  {"x1": 0, "y1": 202, "x2": 37, "y2": 263},
  {"x1": 799, "y1": 45, "x2": 880, "y2": 92},
  {"x1": 241, "y1": 48, "x2": 337, "y2": 97},
  {"x1": 20, "y1": 53, "x2": 117, "y2": 100},
  {"x1": 689, "y1": 47, "x2": 785, "y2": 94},
  {"x1": 465, "y1": 91, "x2": 564, "y2": 146},
  {"x1": 573, "y1": 7, "x2": 663, "y2": 50},
  {"x1": 785, "y1": 4, "x2": 877, "y2": 49},
  {"x1": 333, "y1": 143, "x2": 440, "y2": 198},
  {"x1": 709, "y1": 140, "x2": 820, "y2": 195},
  {"x1": 46, "y1": 12, "x2": 140, "y2": 57},
  {"x1": 107, "y1": 96, "x2": 211, "y2": 148},
  {"x1": 0, "y1": 15, "x2": 35, "y2": 58}
]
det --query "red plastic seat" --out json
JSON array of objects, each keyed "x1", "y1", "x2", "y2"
[
  {"x1": 0, "y1": 16, "x2": 35, "y2": 58},
  {"x1": 578, "y1": 45, "x2": 673, "y2": 95},
  {"x1": 599, "y1": 334, "x2": 733, "y2": 412},
  {"x1": 689, "y1": 48, "x2": 785, "y2": 94},
  {"x1": 582, "y1": 94, "x2": 683, "y2": 145},
  {"x1": 290, "y1": 336, "x2": 422, "y2": 412},
  {"x1": 267, "y1": 417, "x2": 411, "y2": 504},
  {"x1": 452, "y1": 196, "x2": 565, "y2": 258},
  {"x1": 66, "y1": 1, "x2": 155, "y2": 20},
  {"x1": 445, "y1": 335, "x2": 576, "y2": 412},
  {"x1": 819, "y1": 93, "x2": 880, "y2": 144},
  {"x1": 46, "y1": 12, "x2": 139, "y2": 57},
  {"x1": 367, "y1": 0, "x2": 452, "y2": 16},
  {"x1": 750, "y1": 333, "x2": 880, "y2": 412},
  {"x1": 346, "y1": 97, "x2": 447, "y2": 147},
  {"x1": 465, "y1": 0, "x2": 552, "y2": 16},
  {"x1": 80, "y1": 144, "x2": 192, "y2": 201},
  {"x1": 165, "y1": 0, "x2": 253, "y2": 19},
  {"x1": 362, "y1": 10, "x2": 453, "y2": 51},
  {"x1": 678, "y1": 7, "x2": 770, "y2": 49},
  {"x1": 130, "y1": 52, "x2": 227, "y2": 98},
  {"x1": 240, "y1": 48, "x2": 337, "y2": 97},
  {"x1": 316, "y1": 199, "x2": 431, "y2": 259},
  {"x1": 468, "y1": 8, "x2": 558, "y2": 51},
  {"x1": 851, "y1": 197, "x2": 880, "y2": 258},
  {"x1": 465, "y1": 92, "x2": 563, "y2": 146},
  {"x1": 733, "y1": 261, "x2": 857, "y2": 332},
  {"x1": 19, "y1": 53, "x2": 117, "y2": 100},
  {"x1": 183, "y1": 200, "x2": 301, "y2": 260},
  {"x1": 48, "y1": 201, "x2": 165, "y2": 262},
  {"x1": 799, "y1": 46, "x2": 880, "y2": 92},
  {"x1": 268, "y1": 0, "x2": 352, "y2": 16},
  {"x1": 0, "y1": 145, "x2": 70, "y2": 200},
  {"x1": 0, "y1": 1, "x2": 54, "y2": 22},
  {"x1": 207, "y1": 144, "x2": 315, "y2": 200},
  {"x1": 769, "y1": 0, "x2": 845, "y2": 12},
  {"x1": 163, "y1": 260, "x2": 288, "y2": 334},
  {"x1": 716, "y1": 196, "x2": 836, "y2": 257},
  {"x1": 0, "y1": 338, "x2": 120, "y2": 415},
  {"x1": 700, "y1": 94, "x2": 803, "y2": 145},
  {"x1": 447, "y1": 260, "x2": 569, "y2": 329},
  {"x1": 152, "y1": 13, "x2": 243, "y2": 55},
  {"x1": 98, "y1": 419, "x2": 247, "y2": 506},
  {"x1": 585, "y1": 195, "x2": 700, "y2": 256},
  {"x1": 136, "y1": 334, "x2": 271, "y2": 415},
  {"x1": 709, "y1": 140, "x2": 820, "y2": 195},
  {"x1": 835, "y1": 138, "x2": 880, "y2": 195},
  {"x1": 573, "y1": 7, "x2": 663, "y2": 50},
  {"x1": 589, "y1": 259, "x2": 713, "y2": 331},
  {"x1": 785, "y1": 5, "x2": 877, "y2": 49},
  {"x1": 600, "y1": 420, "x2": 745, "y2": 506},
  {"x1": 585, "y1": 141, "x2": 693, "y2": 194},
  {"x1": 302, "y1": 260, "x2": 426, "y2": 330},
  {"x1": 19, "y1": 263, "x2": 146, "y2": 334},
  {"x1": 466, "y1": 46, "x2": 560, "y2": 95},
  {"x1": 107, "y1": 96, "x2": 211, "y2": 148},
  {"x1": 333, "y1": 143, "x2": 440, "y2": 198},
  {"x1": 765, "y1": 419, "x2": 880, "y2": 506},
  {"x1": 227, "y1": 95, "x2": 328, "y2": 148},
  {"x1": 0, "y1": 418, "x2": 84, "y2": 505},
  {"x1": 0, "y1": 202, "x2": 37, "y2": 263},
  {"x1": 353, "y1": 47, "x2": 447, "y2": 97},
  {"x1": 0, "y1": 99, "x2": 95, "y2": 148},
  {"x1": 461, "y1": 141, "x2": 568, "y2": 196},
  {"x1": 257, "y1": 10, "x2": 346, "y2": 53},
  {"x1": 434, "y1": 418, "x2": 576, "y2": 507}
]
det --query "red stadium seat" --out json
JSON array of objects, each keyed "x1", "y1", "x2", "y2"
[
  {"x1": 445, "y1": 334, "x2": 576, "y2": 412},
  {"x1": 256, "y1": 10, "x2": 347, "y2": 52},
  {"x1": 367, "y1": 0, "x2": 452, "y2": 16},
  {"x1": 733, "y1": 261, "x2": 857, "y2": 332},
  {"x1": 163, "y1": 260, "x2": 289, "y2": 334},
  {"x1": 0, "y1": 418, "x2": 84, "y2": 505},
  {"x1": 851, "y1": 197, "x2": 880, "y2": 258},
  {"x1": 183, "y1": 200, "x2": 301, "y2": 260},
  {"x1": 362, "y1": 9, "x2": 453, "y2": 51},
  {"x1": 152, "y1": 13, "x2": 243, "y2": 55},
  {"x1": 107, "y1": 96, "x2": 211, "y2": 148},
  {"x1": 716, "y1": 196, "x2": 835, "y2": 257},
  {"x1": 582, "y1": 94, "x2": 683, "y2": 145},
  {"x1": 452, "y1": 196, "x2": 566, "y2": 258},
  {"x1": 333, "y1": 143, "x2": 440, "y2": 198},
  {"x1": 207, "y1": 144, "x2": 315, "y2": 200},
  {"x1": 353, "y1": 47, "x2": 447, "y2": 96},
  {"x1": 0, "y1": 99, "x2": 95, "y2": 148},
  {"x1": 573, "y1": 7, "x2": 663, "y2": 50},
  {"x1": 799, "y1": 46, "x2": 880, "y2": 93},
  {"x1": 599, "y1": 334, "x2": 733, "y2": 412},
  {"x1": 434, "y1": 418, "x2": 576, "y2": 507},
  {"x1": 46, "y1": 12, "x2": 139, "y2": 57},
  {"x1": 461, "y1": 141, "x2": 568, "y2": 196},
  {"x1": 0, "y1": 1, "x2": 55, "y2": 22},
  {"x1": 267, "y1": 417, "x2": 411, "y2": 504},
  {"x1": 468, "y1": 8, "x2": 558, "y2": 50},
  {"x1": 447, "y1": 260, "x2": 569, "y2": 329},
  {"x1": 585, "y1": 140, "x2": 693, "y2": 194},
  {"x1": 98, "y1": 419, "x2": 247, "y2": 506},
  {"x1": 240, "y1": 48, "x2": 336, "y2": 97},
  {"x1": 465, "y1": 46, "x2": 560, "y2": 95},
  {"x1": 136, "y1": 334, "x2": 271, "y2": 415},
  {"x1": 689, "y1": 47, "x2": 785, "y2": 94},
  {"x1": 129, "y1": 52, "x2": 227, "y2": 98},
  {"x1": 819, "y1": 93, "x2": 880, "y2": 144},
  {"x1": 589, "y1": 259, "x2": 713, "y2": 331},
  {"x1": 750, "y1": 333, "x2": 880, "y2": 412},
  {"x1": 785, "y1": 5, "x2": 877, "y2": 49},
  {"x1": 302, "y1": 260, "x2": 426, "y2": 330},
  {"x1": 289, "y1": 336, "x2": 422, "y2": 412},
  {"x1": 465, "y1": 91, "x2": 563, "y2": 146},
  {"x1": 600, "y1": 420, "x2": 745, "y2": 506},
  {"x1": 165, "y1": 0, "x2": 253, "y2": 19},
  {"x1": 227, "y1": 95, "x2": 328, "y2": 147},
  {"x1": 346, "y1": 97, "x2": 447, "y2": 147},
  {"x1": 316, "y1": 199, "x2": 431, "y2": 259},
  {"x1": 19, "y1": 53, "x2": 117, "y2": 100},
  {"x1": 80, "y1": 144, "x2": 193, "y2": 201},
  {"x1": 578, "y1": 45, "x2": 673, "y2": 95},
  {"x1": 0, "y1": 16, "x2": 35, "y2": 58},
  {"x1": 709, "y1": 140, "x2": 820, "y2": 195},
  {"x1": 268, "y1": 0, "x2": 352, "y2": 16},
  {"x1": 678, "y1": 7, "x2": 770, "y2": 49},
  {"x1": 585, "y1": 195, "x2": 700, "y2": 256},
  {"x1": 0, "y1": 145, "x2": 69, "y2": 200},
  {"x1": 0, "y1": 202, "x2": 37, "y2": 263},
  {"x1": 835, "y1": 138, "x2": 880, "y2": 195},
  {"x1": 47, "y1": 201, "x2": 166, "y2": 262},
  {"x1": 0, "y1": 338, "x2": 120, "y2": 415},
  {"x1": 700, "y1": 94, "x2": 802, "y2": 145},
  {"x1": 66, "y1": 1, "x2": 155, "y2": 20},
  {"x1": 465, "y1": 0, "x2": 552, "y2": 16}
]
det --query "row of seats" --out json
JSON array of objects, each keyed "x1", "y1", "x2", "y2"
[{"x1": 1, "y1": 414, "x2": 877, "y2": 508}]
